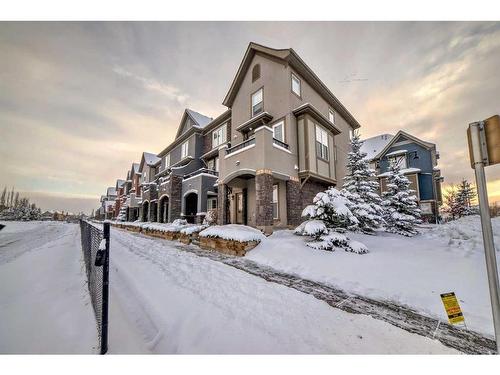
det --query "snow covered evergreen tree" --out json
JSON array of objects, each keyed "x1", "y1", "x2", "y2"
[
  {"x1": 456, "y1": 178, "x2": 477, "y2": 216},
  {"x1": 382, "y1": 163, "x2": 421, "y2": 236},
  {"x1": 342, "y1": 132, "x2": 384, "y2": 234}
]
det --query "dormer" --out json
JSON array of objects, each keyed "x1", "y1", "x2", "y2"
[{"x1": 175, "y1": 108, "x2": 213, "y2": 140}]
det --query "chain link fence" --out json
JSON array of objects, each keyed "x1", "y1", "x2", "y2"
[{"x1": 80, "y1": 220, "x2": 110, "y2": 354}]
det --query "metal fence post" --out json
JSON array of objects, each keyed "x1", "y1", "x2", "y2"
[{"x1": 101, "y1": 222, "x2": 110, "y2": 354}]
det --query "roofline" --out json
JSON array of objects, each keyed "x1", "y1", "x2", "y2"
[
  {"x1": 158, "y1": 109, "x2": 232, "y2": 157},
  {"x1": 371, "y1": 130, "x2": 436, "y2": 161},
  {"x1": 222, "y1": 42, "x2": 361, "y2": 130}
]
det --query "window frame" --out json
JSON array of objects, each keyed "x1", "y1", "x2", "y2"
[
  {"x1": 328, "y1": 108, "x2": 336, "y2": 124},
  {"x1": 251, "y1": 87, "x2": 264, "y2": 117},
  {"x1": 272, "y1": 184, "x2": 279, "y2": 219},
  {"x1": 315, "y1": 125, "x2": 330, "y2": 161},
  {"x1": 212, "y1": 123, "x2": 227, "y2": 149},
  {"x1": 272, "y1": 120, "x2": 285, "y2": 143},
  {"x1": 291, "y1": 73, "x2": 301, "y2": 97},
  {"x1": 207, "y1": 197, "x2": 218, "y2": 211},
  {"x1": 388, "y1": 154, "x2": 407, "y2": 169},
  {"x1": 164, "y1": 153, "x2": 170, "y2": 169},
  {"x1": 181, "y1": 140, "x2": 189, "y2": 159},
  {"x1": 252, "y1": 64, "x2": 261, "y2": 82}
]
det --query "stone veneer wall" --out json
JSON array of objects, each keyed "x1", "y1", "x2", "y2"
[
  {"x1": 217, "y1": 183, "x2": 229, "y2": 225},
  {"x1": 286, "y1": 178, "x2": 302, "y2": 226},
  {"x1": 255, "y1": 169, "x2": 273, "y2": 231},
  {"x1": 168, "y1": 174, "x2": 183, "y2": 222},
  {"x1": 300, "y1": 179, "x2": 330, "y2": 213}
]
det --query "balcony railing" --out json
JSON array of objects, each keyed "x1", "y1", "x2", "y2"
[
  {"x1": 184, "y1": 168, "x2": 219, "y2": 179},
  {"x1": 226, "y1": 137, "x2": 256, "y2": 155},
  {"x1": 273, "y1": 138, "x2": 289, "y2": 150}
]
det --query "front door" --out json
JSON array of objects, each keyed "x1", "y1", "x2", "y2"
[{"x1": 235, "y1": 193, "x2": 244, "y2": 224}]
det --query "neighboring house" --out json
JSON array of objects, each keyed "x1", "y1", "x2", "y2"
[
  {"x1": 126, "y1": 162, "x2": 141, "y2": 221},
  {"x1": 155, "y1": 108, "x2": 225, "y2": 224},
  {"x1": 101, "y1": 42, "x2": 361, "y2": 232},
  {"x1": 114, "y1": 179, "x2": 126, "y2": 219},
  {"x1": 360, "y1": 131, "x2": 444, "y2": 222},
  {"x1": 138, "y1": 151, "x2": 161, "y2": 222},
  {"x1": 99, "y1": 187, "x2": 117, "y2": 220}
]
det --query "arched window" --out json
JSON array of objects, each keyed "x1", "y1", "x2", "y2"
[{"x1": 252, "y1": 64, "x2": 261, "y2": 82}]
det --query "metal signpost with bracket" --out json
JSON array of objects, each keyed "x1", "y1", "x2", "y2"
[{"x1": 467, "y1": 115, "x2": 500, "y2": 354}]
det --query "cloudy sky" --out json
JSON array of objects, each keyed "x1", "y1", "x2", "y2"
[{"x1": 1, "y1": 21, "x2": 500, "y2": 213}]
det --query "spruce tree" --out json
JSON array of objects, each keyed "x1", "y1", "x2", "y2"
[
  {"x1": 382, "y1": 163, "x2": 421, "y2": 236},
  {"x1": 456, "y1": 178, "x2": 476, "y2": 216},
  {"x1": 342, "y1": 132, "x2": 384, "y2": 234}
]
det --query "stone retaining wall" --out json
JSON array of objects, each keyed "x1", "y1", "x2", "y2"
[{"x1": 111, "y1": 223, "x2": 260, "y2": 256}]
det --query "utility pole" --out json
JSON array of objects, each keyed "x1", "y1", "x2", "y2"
[{"x1": 467, "y1": 115, "x2": 500, "y2": 353}]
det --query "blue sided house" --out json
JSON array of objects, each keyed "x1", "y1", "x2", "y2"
[{"x1": 361, "y1": 131, "x2": 444, "y2": 222}]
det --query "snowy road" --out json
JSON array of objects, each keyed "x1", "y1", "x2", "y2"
[
  {"x1": 108, "y1": 227, "x2": 459, "y2": 354},
  {"x1": 0, "y1": 222, "x2": 97, "y2": 354}
]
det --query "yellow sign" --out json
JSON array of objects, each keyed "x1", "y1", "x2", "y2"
[{"x1": 440, "y1": 292, "x2": 465, "y2": 324}]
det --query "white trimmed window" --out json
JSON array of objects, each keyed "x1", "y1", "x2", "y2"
[
  {"x1": 315, "y1": 125, "x2": 329, "y2": 161},
  {"x1": 251, "y1": 88, "x2": 263, "y2": 117},
  {"x1": 328, "y1": 108, "x2": 335, "y2": 124},
  {"x1": 181, "y1": 141, "x2": 189, "y2": 159},
  {"x1": 207, "y1": 156, "x2": 219, "y2": 172},
  {"x1": 272, "y1": 184, "x2": 279, "y2": 219},
  {"x1": 272, "y1": 120, "x2": 284, "y2": 142},
  {"x1": 291, "y1": 73, "x2": 301, "y2": 96},
  {"x1": 389, "y1": 155, "x2": 407, "y2": 169},
  {"x1": 212, "y1": 123, "x2": 227, "y2": 149},
  {"x1": 207, "y1": 197, "x2": 217, "y2": 211},
  {"x1": 164, "y1": 153, "x2": 170, "y2": 169}
]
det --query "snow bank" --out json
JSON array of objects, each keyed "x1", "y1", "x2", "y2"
[
  {"x1": 180, "y1": 224, "x2": 208, "y2": 235},
  {"x1": 424, "y1": 215, "x2": 500, "y2": 253},
  {"x1": 199, "y1": 224, "x2": 266, "y2": 243},
  {"x1": 247, "y1": 223, "x2": 500, "y2": 336}
]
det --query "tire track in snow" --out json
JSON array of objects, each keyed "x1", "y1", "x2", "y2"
[{"x1": 111, "y1": 228, "x2": 496, "y2": 354}]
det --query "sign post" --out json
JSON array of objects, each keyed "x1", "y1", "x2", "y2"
[{"x1": 467, "y1": 115, "x2": 500, "y2": 353}]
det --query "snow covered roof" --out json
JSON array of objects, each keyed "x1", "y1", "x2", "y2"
[
  {"x1": 106, "y1": 187, "x2": 117, "y2": 196},
  {"x1": 186, "y1": 109, "x2": 212, "y2": 129},
  {"x1": 143, "y1": 152, "x2": 160, "y2": 167},
  {"x1": 385, "y1": 149, "x2": 407, "y2": 157},
  {"x1": 360, "y1": 134, "x2": 394, "y2": 161},
  {"x1": 115, "y1": 179, "x2": 126, "y2": 189},
  {"x1": 377, "y1": 167, "x2": 421, "y2": 178}
]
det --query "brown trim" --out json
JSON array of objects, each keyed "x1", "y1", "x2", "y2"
[
  {"x1": 298, "y1": 170, "x2": 337, "y2": 185},
  {"x1": 293, "y1": 103, "x2": 341, "y2": 135},
  {"x1": 250, "y1": 86, "x2": 264, "y2": 118},
  {"x1": 303, "y1": 115, "x2": 310, "y2": 171},
  {"x1": 290, "y1": 71, "x2": 302, "y2": 99}
]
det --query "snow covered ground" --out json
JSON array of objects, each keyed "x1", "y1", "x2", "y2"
[
  {"x1": 0, "y1": 221, "x2": 459, "y2": 353},
  {"x1": 247, "y1": 216, "x2": 500, "y2": 338},
  {"x1": 0, "y1": 221, "x2": 97, "y2": 353},
  {"x1": 108, "y1": 228, "x2": 457, "y2": 354}
]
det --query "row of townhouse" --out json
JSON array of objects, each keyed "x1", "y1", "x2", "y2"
[{"x1": 97, "y1": 42, "x2": 443, "y2": 230}]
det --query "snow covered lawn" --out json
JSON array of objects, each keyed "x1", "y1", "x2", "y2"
[
  {"x1": 108, "y1": 228, "x2": 457, "y2": 354},
  {"x1": 247, "y1": 216, "x2": 500, "y2": 338},
  {"x1": 0, "y1": 221, "x2": 97, "y2": 353}
]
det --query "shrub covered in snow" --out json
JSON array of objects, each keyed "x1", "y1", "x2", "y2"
[
  {"x1": 382, "y1": 163, "x2": 421, "y2": 236},
  {"x1": 199, "y1": 224, "x2": 266, "y2": 243},
  {"x1": 302, "y1": 188, "x2": 359, "y2": 230},
  {"x1": 294, "y1": 220, "x2": 328, "y2": 239},
  {"x1": 295, "y1": 224, "x2": 368, "y2": 254},
  {"x1": 203, "y1": 210, "x2": 218, "y2": 225}
]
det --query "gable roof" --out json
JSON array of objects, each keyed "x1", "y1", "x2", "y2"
[
  {"x1": 131, "y1": 162, "x2": 140, "y2": 174},
  {"x1": 222, "y1": 42, "x2": 361, "y2": 129},
  {"x1": 106, "y1": 187, "x2": 117, "y2": 197},
  {"x1": 362, "y1": 130, "x2": 435, "y2": 161},
  {"x1": 174, "y1": 108, "x2": 213, "y2": 139},
  {"x1": 115, "y1": 179, "x2": 125, "y2": 189},
  {"x1": 360, "y1": 134, "x2": 394, "y2": 161},
  {"x1": 144, "y1": 152, "x2": 160, "y2": 166}
]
